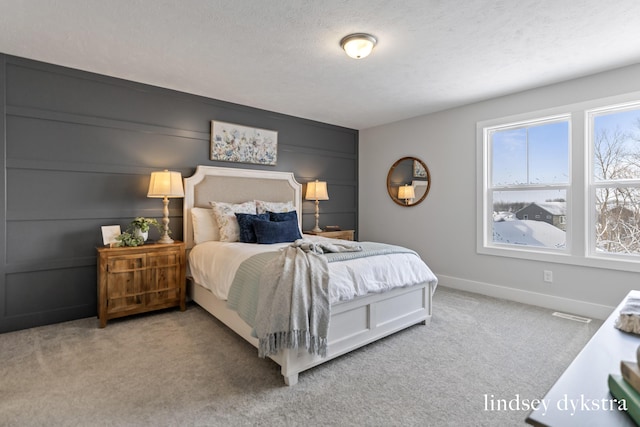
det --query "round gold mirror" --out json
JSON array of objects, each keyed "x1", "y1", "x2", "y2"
[{"x1": 387, "y1": 157, "x2": 431, "y2": 207}]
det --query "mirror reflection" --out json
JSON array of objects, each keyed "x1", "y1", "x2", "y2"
[{"x1": 387, "y1": 156, "x2": 431, "y2": 207}]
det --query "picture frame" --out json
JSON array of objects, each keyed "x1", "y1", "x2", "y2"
[
  {"x1": 413, "y1": 160, "x2": 427, "y2": 178},
  {"x1": 101, "y1": 225, "x2": 121, "y2": 246},
  {"x1": 210, "y1": 121, "x2": 278, "y2": 165}
]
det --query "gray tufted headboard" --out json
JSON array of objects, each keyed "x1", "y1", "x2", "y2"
[{"x1": 183, "y1": 165, "x2": 302, "y2": 249}]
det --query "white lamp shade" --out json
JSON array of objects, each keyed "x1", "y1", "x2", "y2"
[
  {"x1": 305, "y1": 180, "x2": 329, "y2": 201},
  {"x1": 398, "y1": 184, "x2": 415, "y2": 200},
  {"x1": 341, "y1": 33, "x2": 377, "y2": 59},
  {"x1": 147, "y1": 170, "x2": 185, "y2": 198}
]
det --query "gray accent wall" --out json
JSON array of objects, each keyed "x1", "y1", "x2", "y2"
[{"x1": 0, "y1": 54, "x2": 358, "y2": 333}]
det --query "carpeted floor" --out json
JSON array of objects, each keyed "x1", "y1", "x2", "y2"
[{"x1": 0, "y1": 286, "x2": 602, "y2": 426}]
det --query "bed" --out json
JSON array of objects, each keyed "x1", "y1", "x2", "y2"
[{"x1": 183, "y1": 165, "x2": 438, "y2": 385}]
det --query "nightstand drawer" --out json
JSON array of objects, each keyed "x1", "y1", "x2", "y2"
[{"x1": 305, "y1": 229, "x2": 355, "y2": 241}]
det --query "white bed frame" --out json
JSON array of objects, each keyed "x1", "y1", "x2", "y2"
[{"x1": 183, "y1": 165, "x2": 434, "y2": 385}]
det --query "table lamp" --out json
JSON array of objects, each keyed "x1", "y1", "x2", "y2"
[
  {"x1": 398, "y1": 184, "x2": 415, "y2": 205},
  {"x1": 147, "y1": 170, "x2": 184, "y2": 244},
  {"x1": 305, "y1": 180, "x2": 329, "y2": 233}
]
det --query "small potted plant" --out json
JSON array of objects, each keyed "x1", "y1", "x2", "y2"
[
  {"x1": 114, "y1": 231, "x2": 144, "y2": 247},
  {"x1": 113, "y1": 217, "x2": 163, "y2": 246},
  {"x1": 130, "y1": 217, "x2": 162, "y2": 242}
]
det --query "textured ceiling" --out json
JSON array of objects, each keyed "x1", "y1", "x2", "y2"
[{"x1": 1, "y1": 0, "x2": 640, "y2": 130}]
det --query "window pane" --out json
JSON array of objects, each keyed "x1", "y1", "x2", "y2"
[
  {"x1": 491, "y1": 128, "x2": 527, "y2": 185},
  {"x1": 528, "y1": 121, "x2": 569, "y2": 184},
  {"x1": 593, "y1": 108, "x2": 640, "y2": 181},
  {"x1": 491, "y1": 121, "x2": 569, "y2": 186},
  {"x1": 492, "y1": 190, "x2": 566, "y2": 249},
  {"x1": 595, "y1": 187, "x2": 640, "y2": 255}
]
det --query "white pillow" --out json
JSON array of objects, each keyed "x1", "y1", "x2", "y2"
[
  {"x1": 191, "y1": 207, "x2": 219, "y2": 244},
  {"x1": 255, "y1": 200, "x2": 295, "y2": 214},
  {"x1": 210, "y1": 201, "x2": 257, "y2": 242}
]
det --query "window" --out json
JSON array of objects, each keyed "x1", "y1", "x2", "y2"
[
  {"x1": 479, "y1": 95, "x2": 640, "y2": 272},
  {"x1": 589, "y1": 104, "x2": 640, "y2": 258},
  {"x1": 483, "y1": 116, "x2": 570, "y2": 251}
]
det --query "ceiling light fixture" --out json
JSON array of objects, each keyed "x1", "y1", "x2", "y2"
[{"x1": 340, "y1": 33, "x2": 377, "y2": 59}]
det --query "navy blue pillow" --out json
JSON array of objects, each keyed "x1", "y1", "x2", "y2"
[
  {"x1": 269, "y1": 210, "x2": 298, "y2": 223},
  {"x1": 235, "y1": 213, "x2": 269, "y2": 243},
  {"x1": 253, "y1": 219, "x2": 302, "y2": 244}
]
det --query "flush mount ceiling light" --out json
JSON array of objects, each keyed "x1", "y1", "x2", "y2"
[{"x1": 340, "y1": 33, "x2": 377, "y2": 59}]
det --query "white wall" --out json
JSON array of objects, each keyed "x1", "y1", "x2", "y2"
[{"x1": 359, "y1": 63, "x2": 640, "y2": 320}]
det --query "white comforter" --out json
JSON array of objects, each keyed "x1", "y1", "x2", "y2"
[{"x1": 188, "y1": 235, "x2": 438, "y2": 304}]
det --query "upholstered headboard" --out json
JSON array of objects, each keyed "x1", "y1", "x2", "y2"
[{"x1": 183, "y1": 165, "x2": 302, "y2": 249}]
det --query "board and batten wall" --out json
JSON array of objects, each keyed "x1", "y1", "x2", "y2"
[
  {"x1": 0, "y1": 54, "x2": 358, "y2": 333},
  {"x1": 360, "y1": 63, "x2": 640, "y2": 320}
]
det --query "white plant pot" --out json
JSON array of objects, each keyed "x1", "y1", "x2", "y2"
[{"x1": 134, "y1": 228, "x2": 148, "y2": 242}]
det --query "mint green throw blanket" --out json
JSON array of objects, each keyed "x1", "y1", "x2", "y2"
[{"x1": 226, "y1": 240, "x2": 419, "y2": 358}]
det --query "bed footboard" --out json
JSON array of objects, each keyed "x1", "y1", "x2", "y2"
[{"x1": 189, "y1": 280, "x2": 433, "y2": 386}]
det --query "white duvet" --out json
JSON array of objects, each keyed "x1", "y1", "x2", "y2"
[{"x1": 188, "y1": 235, "x2": 438, "y2": 304}]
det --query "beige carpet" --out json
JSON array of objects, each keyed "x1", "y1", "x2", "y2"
[{"x1": 0, "y1": 287, "x2": 601, "y2": 426}]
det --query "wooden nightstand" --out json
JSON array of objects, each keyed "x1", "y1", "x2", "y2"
[
  {"x1": 96, "y1": 241, "x2": 186, "y2": 328},
  {"x1": 305, "y1": 229, "x2": 355, "y2": 241}
]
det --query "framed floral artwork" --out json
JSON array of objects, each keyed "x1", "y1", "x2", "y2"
[{"x1": 210, "y1": 121, "x2": 277, "y2": 165}]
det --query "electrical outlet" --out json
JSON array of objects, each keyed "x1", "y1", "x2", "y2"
[{"x1": 543, "y1": 270, "x2": 553, "y2": 283}]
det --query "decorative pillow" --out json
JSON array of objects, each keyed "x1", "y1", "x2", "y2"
[
  {"x1": 255, "y1": 200, "x2": 295, "y2": 214},
  {"x1": 253, "y1": 219, "x2": 302, "y2": 244},
  {"x1": 269, "y1": 211, "x2": 304, "y2": 236},
  {"x1": 269, "y1": 210, "x2": 298, "y2": 222},
  {"x1": 191, "y1": 207, "x2": 220, "y2": 244},
  {"x1": 210, "y1": 201, "x2": 257, "y2": 242},
  {"x1": 235, "y1": 213, "x2": 269, "y2": 243}
]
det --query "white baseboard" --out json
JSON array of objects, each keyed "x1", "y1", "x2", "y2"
[{"x1": 437, "y1": 274, "x2": 614, "y2": 320}]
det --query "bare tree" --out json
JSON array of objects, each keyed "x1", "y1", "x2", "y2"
[{"x1": 594, "y1": 126, "x2": 640, "y2": 254}]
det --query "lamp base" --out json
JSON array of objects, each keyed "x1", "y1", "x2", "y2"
[
  {"x1": 312, "y1": 199, "x2": 323, "y2": 234},
  {"x1": 157, "y1": 234, "x2": 174, "y2": 244},
  {"x1": 157, "y1": 196, "x2": 174, "y2": 244}
]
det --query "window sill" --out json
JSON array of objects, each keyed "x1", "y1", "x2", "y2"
[{"x1": 478, "y1": 245, "x2": 640, "y2": 273}]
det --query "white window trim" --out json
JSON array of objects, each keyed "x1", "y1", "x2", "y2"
[{"x1": 477, "y1": 90, "x2": 640, "y2": 274}]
